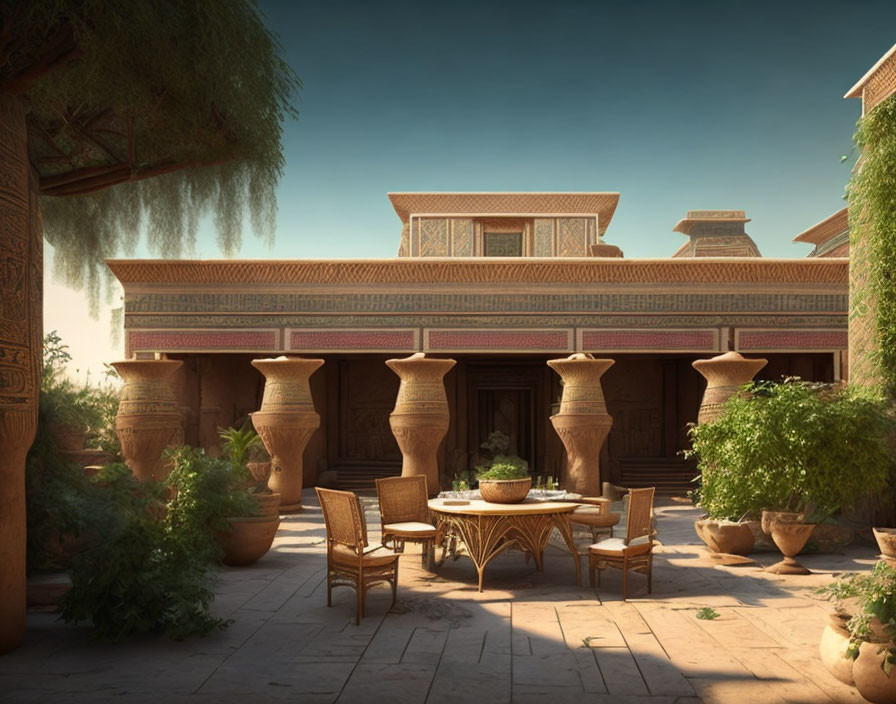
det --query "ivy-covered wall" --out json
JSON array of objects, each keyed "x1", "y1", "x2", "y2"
[{"x1": 848, "y1": 93, "x2": 896, "y2": 396}]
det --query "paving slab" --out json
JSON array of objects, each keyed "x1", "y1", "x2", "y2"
[{"x1": 0, "y1": 491, "x2": 883, "y2": 703}]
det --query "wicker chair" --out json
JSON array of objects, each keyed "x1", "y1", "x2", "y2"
[
  {"x1": 568, "y1": 497, "x2": 621, "y2": 542},
  {"x1": 315, "y1": 487, "x2": 399, "y2": 624},
  {"x1": 375, "y1": 475, "x2": 439, "y2": 569},
  {"x1": 588, "y1": 487, "x2": 655, "y2": 600}
]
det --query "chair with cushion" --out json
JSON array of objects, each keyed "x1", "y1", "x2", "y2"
[
  {"x1": 316, "y1": 487, "x2": 399, "y2": 624},
  {"x1": 568, "y1": 496, "x2": 621, "y2": 542},
  {"x1": 375, "y1": 475, "x2": 439, "y2": 569},
  {"x1": 588, "y1": 487, "x2": 655, "y2": 600}
]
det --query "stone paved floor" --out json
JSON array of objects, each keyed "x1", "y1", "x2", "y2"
[{"x1": 0, "y1": 490, "x2": 881, "y2": 703}]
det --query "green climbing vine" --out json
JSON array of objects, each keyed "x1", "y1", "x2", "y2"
[{"x1": 848, "y1": 93, "x2": 896, "y2": 396}]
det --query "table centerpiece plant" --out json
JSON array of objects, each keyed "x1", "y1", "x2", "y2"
[{"x1": 475, "y1": 455, "x2": 531, "y2": 504}]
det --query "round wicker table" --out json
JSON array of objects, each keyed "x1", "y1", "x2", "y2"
[{"x1": 428, "y1": 498, "x2": 581, "y2": 591}]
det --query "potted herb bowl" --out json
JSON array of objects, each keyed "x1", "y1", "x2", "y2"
[
  {"x1": 476, "y1": 455, "x2": 531, "y2": 504},
  {"x1": 818, "y1": 562, "x2": 896, "y2": 703}
]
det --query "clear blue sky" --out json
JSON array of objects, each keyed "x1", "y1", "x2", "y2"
[
  {"x1": 212, "y1": 0, "x2": 895, "y2": 260},
  {"x1": 47, "y1": 1, "x2": 896, "y2": 376}
]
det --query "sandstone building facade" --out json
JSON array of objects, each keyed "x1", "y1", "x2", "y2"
[{"x1": 107, "y1": 193, "x2": 848, "y2": 491}]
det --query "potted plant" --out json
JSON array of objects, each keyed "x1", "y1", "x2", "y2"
[
  {"x1": 686, "y1": 380, "x2": 894, "y2": 556},
  {"x1": 818, "y1": 562, "x2": 896, "y2": 703},
  {"x1": 216, "y1": 426, "x2": 281, "y2": 565},
  {"x1": 476, "y1": 455, "x2": 531, "y2": 504},
  {"x1": 218, "y1": 424, "x2": 279, "y2": 518}
]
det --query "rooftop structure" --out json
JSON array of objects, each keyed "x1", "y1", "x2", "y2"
[
  {"x1": 671, "y1": 210, "x2": 761, "y2": 258},
  {"x1": 793, "y1": 208, "x2": 849, "y2": 258},
  {"x1": 390, "y1": 192, "x2": 619, "y2": 257}
]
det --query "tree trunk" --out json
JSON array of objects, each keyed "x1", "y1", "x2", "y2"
[{"x1": 0, "y1": 94, "x2": 42, "y2": 654}]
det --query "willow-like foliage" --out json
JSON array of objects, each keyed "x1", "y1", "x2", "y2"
[
  {"x1": 849, "y1": 94, "x2": 896, "y2": 396},
  {"x1": 7, "y1": 0, "x2": 300, "y2": 307}
]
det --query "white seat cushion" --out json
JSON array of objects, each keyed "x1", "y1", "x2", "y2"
[
  {"x1": 589, "y1": 535, "x2": 650, "y2": 552},
  {"x1": 383, "y1": 521, "x2": 436, "y2": 533}
]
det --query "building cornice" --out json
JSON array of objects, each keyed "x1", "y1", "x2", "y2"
[{"x1": 107, "y1": 257, "x2": 848, "y2": 287}]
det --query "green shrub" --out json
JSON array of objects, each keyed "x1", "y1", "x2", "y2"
[
  {"x1": 686, "y1": 380, "x2": 895, "y2": 521},
  {"x1": 60, "y1": 449, "x2": 256, "y2": 641},
  {"x1": 38, "y1": 331, "x2": 120, "y2": 450}
]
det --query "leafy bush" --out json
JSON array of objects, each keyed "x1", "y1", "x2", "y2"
[
  {"x1": 686, "y1": 380, "x2": 895, "y2": 521},
  {"x1": 61, "y1": 463, "x2": 226, "y2": 641},
  {"x1": 476, "y1": 455, "x2": 529, "y2": 480},
  {"x1": 60, "y1": 449, "x2": 256, "y2": 641},
  {"x1": 25, "y1": 422, "x2": 109, "y2": 572},
  {"x1": 166, "y1": 446, "x2": 257, "y2": 539},
  {"x1": 40, "y1": 331, "x2": 104, "y2": 434}
]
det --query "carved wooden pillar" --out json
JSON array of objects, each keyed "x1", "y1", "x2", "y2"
[
  {"x1": 548, "y1": 354, "x2": 614, "y2": 496},
  {"x1": 0, "y1": 95, "x2": 41, "y2": 654},
  {"x1": 112, "y1": 358, "x2": 183, "y2": 481},
  {"x1": 386, "y1": 353, "x2": 455, "y2": 495},
  {"x1": 251, "y1": 357, "x2": 324, "y2": 513}
]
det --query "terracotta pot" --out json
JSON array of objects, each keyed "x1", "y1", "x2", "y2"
[
  {"x1": 819, "y1": 612, "x2": 856, "y2": 685},
  {"x1": 218, "y1": 515, "x2": 280, "y2": 566},
  {"x1": 874, "y1": 528, "x2": 896, "y2": 558},
  {"x1": 760, "y1": 509, "x2": 805, "y2": 535},
  {"x1": 246, "y1": 460, "x2": 272, "y2": 485},
  {"x1": 694, "y1": 518, "x2": 755, "y2": 555},
  {"x1": 766, "y1": 522, "x2": 815, "y2": 574},
  {"x1": 479, "y1": 477, "x2": 532, "y2": 504},
  {"x1": 692, "y1": 352, "x2": 767, "y2": 424},
  {"x1": 547, "y1": 354, "x2": 614, "y2": 496},
  {"x1": 251, "y1": 357, "x2": 323, "y2": 513},
  {"x1": 112, "y1": 359, "x2": 183, "y2": 482},
  {"x1": 253, "y1": 492, "x2": 281, "y2": 518},
  {"x1": 853, "y1": 640, "x2": 896, "y2": 704},
  {"x1": 49, "y1": 423, "x2": 86, "y2": 453},
  {"x1": 386, "y1": 353, "x2": 455, "y2": 494}
]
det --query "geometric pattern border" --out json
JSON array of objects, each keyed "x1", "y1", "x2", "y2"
[
  {"x1": 424, "y1": 328, "x2": 573, "y2": 353},
  {"x1": 735, "y1": 328, "x2": 848, "y2": 352},
  {"x1": 288, "y1": 328, "x2": 418, "y2": 353},
  {"x1": 579, "y1": 328, "x2": 721, "y2": 353},
  {"x1": 127, "y1": 329, "x2": 279, "y2": 354}
]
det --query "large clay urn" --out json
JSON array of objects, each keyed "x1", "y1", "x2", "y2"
[
  {"x1": 548, "y1": 354, "x2": 614, "y2": 496},
  {"x1": 692, "y1": 351, "x2": 767, "y2": 424},
  {"x1": 112, "y1": 359, "x2": 183, "y2": 482},
  {"x1": 853, "y1": 640, "x2": 896, "y2": 704},
  {"x1": 386, "y1": 353, "x2": 455, "y2": 495},
  {"x1": 251, "y1": 357, "x2": 323, "y2": 514}
]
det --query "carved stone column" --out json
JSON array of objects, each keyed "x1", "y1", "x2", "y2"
[
  {"x1": 386, "y1": 353, "x2": 455, "y2": 495},
  {"x1": 112, "y1": 358, "x2": 183, "y2": 481},
  {"x1": 692, "y1": 351, "x2": 767, "y2": 424},
  {"x1": 548, "y1": 354, "x2": 614, "y2": 496},
  {"x1": 251, "y1": 357, "x2": 324, "y2": 513},
  {"x1": 0, "y1": 95, "x2": 41, "y2": 654}
]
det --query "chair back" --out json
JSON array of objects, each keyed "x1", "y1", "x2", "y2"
[
  {"x1": 316, "y1": 487, "x2": 368, "y2": 552},
  {"x1": 375, "y1": 475, "x2": 429, "y2": 525},
  {"x1": 624, "y1": 487, "x2": 655, "y2": 545}
]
